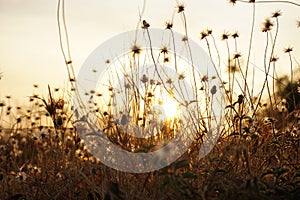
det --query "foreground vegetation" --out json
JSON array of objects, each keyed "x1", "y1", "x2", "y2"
[{"x1": 1, "y1": 0, "x2": 300, "y2": 199}]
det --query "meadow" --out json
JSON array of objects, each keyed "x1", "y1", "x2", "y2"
[{"x1": 1, "y1": 0, "x2": 300, "y2": 199}]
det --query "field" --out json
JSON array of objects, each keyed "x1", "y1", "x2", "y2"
[{"x1": 1, "y1": 0, "x2": 300, "y2": 199}]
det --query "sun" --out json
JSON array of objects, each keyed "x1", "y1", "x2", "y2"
[{"x1": 161, "y1": 99, "x2": 180, "y2": 120}]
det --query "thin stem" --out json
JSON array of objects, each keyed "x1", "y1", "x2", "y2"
[{"x1": 237, "y1": 0, "x2": 300, "y2": 7}]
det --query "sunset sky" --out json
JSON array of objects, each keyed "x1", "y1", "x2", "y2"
[{"x1": 0, "y1": 0, "x2": 299, "y2": 105}]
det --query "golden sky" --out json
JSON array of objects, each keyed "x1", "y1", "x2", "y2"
[{"x1": 0, "y1": 0, "x2": 299, "y2": 105}]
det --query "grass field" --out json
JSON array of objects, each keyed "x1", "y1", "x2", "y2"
[{"x1": 1, "y1": 0, "x2": 300, "y2": 199}]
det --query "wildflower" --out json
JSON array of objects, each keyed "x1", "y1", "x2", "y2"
[
  {"x1": 249, "y1": 0, "x2": 255, "y2": 3},
  {"x1": 165, "y1": 21, "x2": 173, "y2": 29},
  {"x1": 182, "y1": 35, "x2": 188, "y2": 41},
  {"x1": 160, "y1": 46, "x2": 169, "y2": 54},
  {"x1": 211, "y1": 85, "x2": 217, "y2": 95},
  {"x1": 201, "y1": 75, "x2": 209, "y2": 82},
  {"x1": 69, "y1": 78, "x2": 76, "y2": 82},
  {"x1": 66, "y1": 60, "x2": 72, "y2": 65},
  {"x1": 233, "y1": 52, "x2": 242, "y2": 59},
  {"x1": 177, "y1": 4, "x2": 185, "y2": 13},
  {"x1": 232, "y1": 31, "x2": 239, "y2": 39},
  {"x1": 164, "y1": 57, "x2": 170, "y2": 63},
  {"x1": 0, "y1": 102, "x2": 5, "y2": 107},
  {"x1": 228, "y1": 0, "x2": 237, "y2": 5},
  {"x1": 142, "y1": 20, "x2": 150, "y2": 29},
  {"x1": 105, "y1": 59, "x2": 110, "y2": 64},
  {"x1": 270, "y1": 55, "x2": 279, "y2": 62},
  {"x1": 33, "y1": 84, "x2": 39, "y2": 88},
  {"x1": 261, "y1": 18, "x2": 274, "y2": 32},
  {"x1": 141, "y1": 74, "x2": 148, "y2": 83},
  {"x1": 297, "y1": 19, "x2": 300, "y2": 28},
  {"x1": 124, "y1": 83, "x2": 131, "y2": 89},
  {"x1": 147, "y1": 92, "x2": 154, "y2": 98},
  {"x1": 200, "y1": 31, "x2": 208, "y2": 40},
  {"x1": 272, "y1": 10, "x2": 282, "y2": 18},
  {"x1": 221, "y1": 32, "x2": 230, "y2": 40},
  {"x1": 237, "y1": 94, "x2": 244, "y2": 104},
  {"x1": 131, "y1": 44, "x2": 142, "y2": 55},
  {"x1": 284, "y1": 46, "x2": 293, "y2": 53},
  {"x1": 150, "y1": 79, "x2": 155, "y2": 85},
  {"x1": 166, "y1": 78, "x2": 173, "y2": 84},
  {"x1": 178, "y1": 72, "x2": 186, "y2": 80},
  {"x1": 206, "y1": 29, "x2": 213, "y2": 35},
  {"x1": 108, "y1": 86, "x2": 114, "y2": 92}
]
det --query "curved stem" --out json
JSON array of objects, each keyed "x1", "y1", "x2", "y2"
[{"x1": 238, "y1": 0, "x2": 300, "y2": 7}]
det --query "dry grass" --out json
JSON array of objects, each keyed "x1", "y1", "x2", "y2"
[{"x1": 1, "y1": 0, "x2": 300, "y2": 199}]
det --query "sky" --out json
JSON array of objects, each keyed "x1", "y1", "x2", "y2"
[{"x1": 0, "y1": 0, "x2": 299, "y2": 105}]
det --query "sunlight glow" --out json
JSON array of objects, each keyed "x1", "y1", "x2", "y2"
[{"x1": 160, "y1": 99, "x2": 180, "y2": 120}]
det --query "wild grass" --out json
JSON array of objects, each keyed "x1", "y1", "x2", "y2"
[{"x1": 1, "y1": 0, "x2": 300, "y2": 199}]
